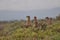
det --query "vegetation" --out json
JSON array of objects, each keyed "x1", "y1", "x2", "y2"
[{"x1": 0, "y1": 15, "x2": 60, "y2": 40}]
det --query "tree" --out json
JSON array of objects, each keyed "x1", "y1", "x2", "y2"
[{"x1": 56, "y1": 14, "x2": 60, "y2": 20}]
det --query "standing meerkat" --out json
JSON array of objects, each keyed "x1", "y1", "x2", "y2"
[
  {"x1": 25, "y1": 16, "x2": 31, "y2": 28},
  {"x1": 33, "y1": 16, "x2": 38, "y2": 27}
]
